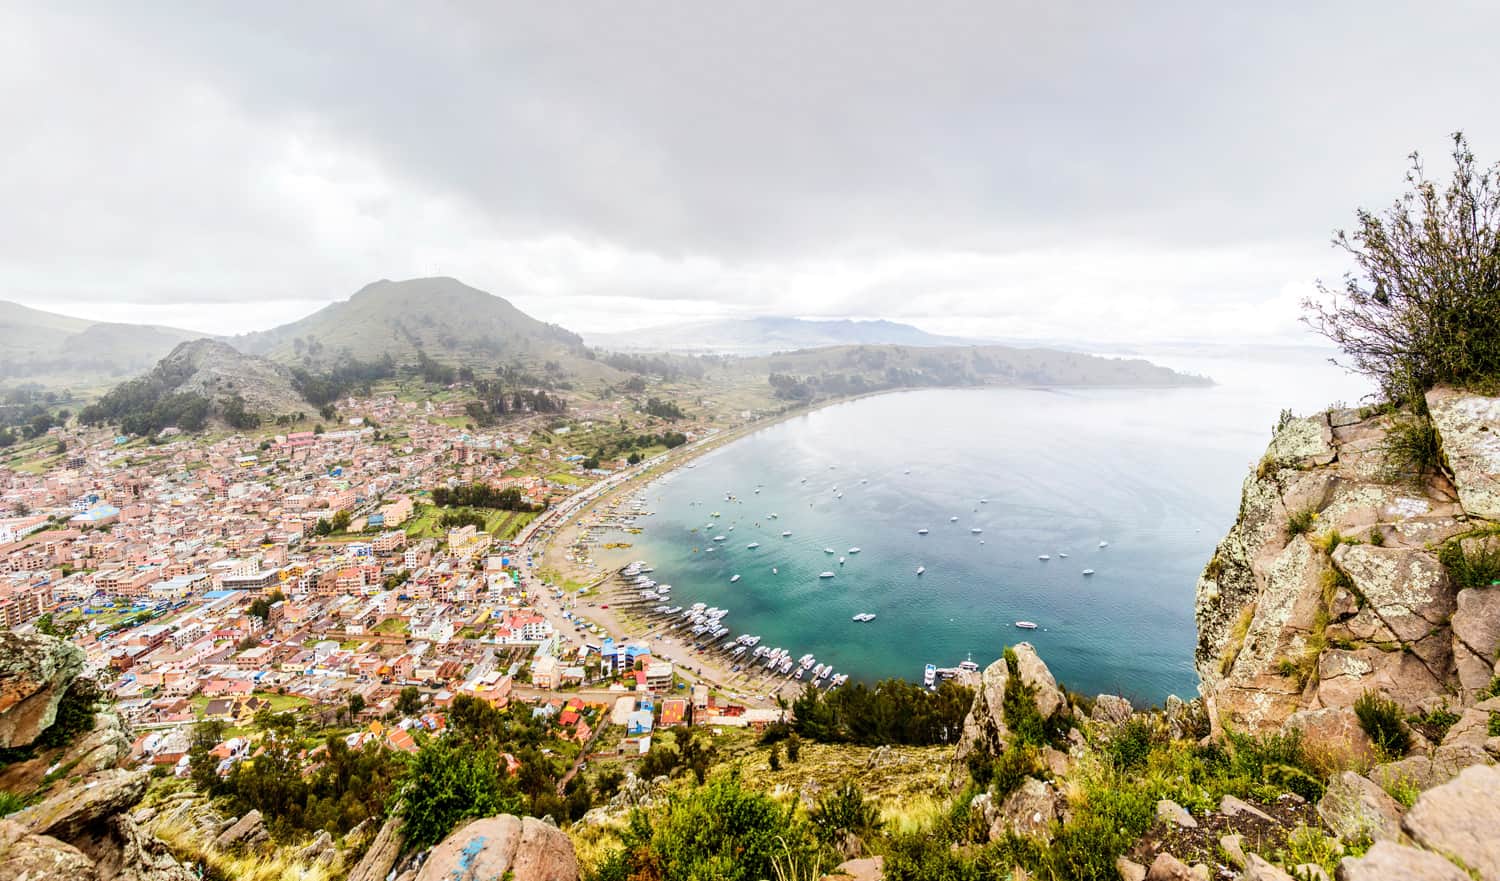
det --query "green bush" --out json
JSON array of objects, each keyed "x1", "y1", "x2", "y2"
[
  {"x1": 1438, "y1": 535, "x2": 1500, "y2": 591},
  {"x1": 1382, "y1": 413, "x2": 1445, "y2": 481},
  {"x1": 399, "y1": 738, "x2": 522, "y2": 852},
  {"x1": 808, "y1": 782, "x2": 881, "y2": 846},
  {"x1": 1488, "y1": 713, "x2": 1500, "y2": 737},
  {"x1": 1105, "y1": 719, "x2": 1154, "y2": 772},
  {"x1": 1286, "y1": 507, "x2": 1318, "y2": 538},
  {"x1": 1354, "y1": 691, "x2": 1411, "y2": 759}
]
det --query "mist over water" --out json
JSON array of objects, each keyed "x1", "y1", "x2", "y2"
[{"x1": 597, "y1": 348, "x2": 1373, "y2": 705}]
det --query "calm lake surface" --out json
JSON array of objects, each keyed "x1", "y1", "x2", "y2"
[{"x1": 597, "y1": 349, "x2": 1371, "y2": 705}]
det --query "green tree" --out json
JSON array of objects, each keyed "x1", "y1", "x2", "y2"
[
  {"x1": 399, "y1": 738, "x2": 522, "y2": 851},
  {"x1": 396, "y1": 686, "x2": 423, "y2": 717}
]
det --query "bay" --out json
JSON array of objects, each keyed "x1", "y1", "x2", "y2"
[{"x1": 596, "y1": 348, "x2": 1372, "y2": 705}]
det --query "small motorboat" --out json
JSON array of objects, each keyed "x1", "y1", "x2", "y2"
[
  {"x1": 1082, "y1": 569, "x2": 1096, "y2": 576},
  {"x1": 1015, "y1": 621, "x2": 1038, "y2": 630},
  {"x1": 916, "y1": 565, "x2": 926, "y2": 575},
  {"x1": 818, "y1": 571, "x2": 836, "y2": 579},
  {"x1": 917, "y1": 528, "x2": 929, "y2": 535},
  {"x1": 730, "y1": 574, "x2": 741, "y2": 583},
  {"x1": 1038, "y1": 554, "x2": 1050, "y2": 561}
]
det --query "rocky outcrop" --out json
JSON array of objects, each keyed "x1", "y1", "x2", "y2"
[
  {"x1": 1337, "y1": 840, "x2": 1471, "y2": 881},
  {"x1": 953, "y1": 643, "x2": 1069, "y2": 770},
  {"x1": 413, "y1": 815, "x2": 579, "y2": 881},
  {"x1": 1316, "y1": 771, "x2": 1403, "y2": 844},
  {"x1": 1401, "y1": 764, "x2": 1500, "y2": 881},
  {"x1": 1194, "y1": 392, "x2": 1500, "y2": 733},
  {"x1": 347, "y1": 814, "x2": 404, "y2": 881},
  {"x1": 7, "y1": 770, "x2": 192, "y2": 881},
  {"x1": 210, "y1": 809, "x2": 267, "y2": 852},
  {"x1": 0, "y1": 631, "x2": 86, "y2": 748},
  {"x1": 0, "y1": 818, "x2": 97, "y2": 881},
  {"x1": 993, "y1": 777, "x2": 1059, "y2": 841}
]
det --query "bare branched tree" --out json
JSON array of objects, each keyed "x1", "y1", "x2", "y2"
[{"x1": 1305, "y1": 132, "x2": 1500, "y2": 406}]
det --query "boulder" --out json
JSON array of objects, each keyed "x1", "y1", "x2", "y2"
[
  {"x1": 298, "y1": 829, "x2": 334, "y2": 865},
  {"x1": 1452, "y1": 587, "x2": 1500, "y2": 697},
  {"x1": 1426, "y1": 387, "x2": 1500, "y2": 520},
  {"x1": 1092, "y1": 694, "x2": 1133, "y2": 724},
  {"x1": 1402, "y1": 764, "x2": 1500, "y2": 881},
  {"x1": 21, "y1": 769, "x2": 148, "y2": 843},
  {"x1": 1163, "y1": 695, "x2": 1206, "y2": 740},
  {"x1": 0, "y1": 818, "x2": 97, "y2": 881},
  {"x1": 210, "y1": 809, "x2": 267, "y2": 851},
  {"x1": 953, "y1": 654, "x2": 1012, "y2": 769},
  {"x1": 1116, "y1": 856, "x2": 1147, "y2": 881},
  {"x1": 98, "y1": 813, "x2": 195, "y2": 881},
  {"x1": 1155, "y1": 799, "x2": 1196, "y2": 829},
  {"x1": 63, "y1": 724, "x2": 132, "y2": 777},
  {"x1": 1316, "y1": 771, "x2": 1403, "y2": 844},
  {"x1": 1284, "y1": 707, "x2": 1377, "y2": 769},
  {"x1": 993, "y1": 778, "x2": 1059, "y2": 841},
  {"x1": 413, "y1": 815, "x2": 579, "y2": 881},
  {"x1": 824, "y1": 856, "x2": 883, "y2": 881},
  {"x1": 1219, "y1": 795, "x2": 1274, "y2": 823},
  {"x1": 1219, "y1": 833, "x2": 1247, "y2": 869},
  {"x1": 1144, "y1": 852, "x2": 1196, "y2": 881},
  {"x1": 1242, "y1": 855, "x2": 1295, "y2": 881},
  {"x1": 0, "y1": 632, "x2": 86, "y2": 749},
  {"x1": 347, "y1": 814, "x2": 404, "y2": 881},
  {"x1": 1337, "y1": 839, "x2": 1470, "y2": 881},
  {"x1": 1011, "y1": 644, "x2": 1066, "y2": 719}
]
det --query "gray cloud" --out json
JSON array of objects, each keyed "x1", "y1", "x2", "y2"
[{"x1": 3, "y1": 2, "x2": 1498, "y2": 340}]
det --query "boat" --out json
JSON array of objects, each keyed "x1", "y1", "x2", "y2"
[
  {"x1": 730, "y1": 574, "x2": 741, "y2": 583},
  {"x1": 746, "y1": 542, "x2": 760, "y2": 549},
  {"x1": 848, "y1": 547, "x2": 861, "y2": 554},
  {"x1": 917, "y1": 528, "x2": 929, "y2": 535},
  {"x1": 772, "y1": 567, "x2": 778, "y2": 574},
  {"x1": 1038, "y1": 554, "x2": 1050, "y2": 561},
  {"x1": 923, "y1": 664, "x2": 937, "y2": 688},
  {"x1": 782, "y1": 531, "x2": 792, "y2": 537},
  {"x1": 1058, "y1": 552, "x2": 1069, "y2": 558},
  {"x1": 980, "y1": 498, "x2": 989, "y2": 504},
  {"x1": 950, "y1": 516, "x2": 959, "y2": 522},
  {"x1": 769, "y1": 512, "x2": 779, "y2": 519},
  {"x1": 1015, "y1": 621, "x2": 1038, "y2": 629},
  {"x1": 1082, "y1": 569, "x2": 1095, "y2": 576},
  {"x1": 1099, "y1": 541, "x2": 1109, "y2": 548},
  {"x1": 818, "y1": 571, "x2": 836, "y2": 579},
  {"x1": 916, "y1": 565, "x2": 926, "y2": 575},
  {"x1": 851, "y1": 612, "x2": 876, "y2": 622},
  {"x1": 971, "y1": 528, "x2": 983, "y2": 534},
  {"x1": 713, "y1": 535, "x2": 726, "y2": 542},
  {"x1": 838, "y1": 556, "x2": 846, "y2": 565}
]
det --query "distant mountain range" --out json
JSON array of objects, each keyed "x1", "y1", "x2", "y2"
[
  {"x1": 586, "y1": 316, "x2": 980, "y2": 354},
  {"x1": 0, "y1": 300, "x2": 208, "y2": 388}
]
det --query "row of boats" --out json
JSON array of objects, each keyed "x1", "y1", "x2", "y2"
[{"x1": 621, "y1": 562, "x2": 851, "y2": 689}]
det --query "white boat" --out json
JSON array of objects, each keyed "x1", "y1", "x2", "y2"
[
  {"x1": 824, "y1": 548, "x2": 835, "y2": 554},
  {"x1": 1099, "y1": 541, "x2": 1109, "y2": 548},
  {"x1": 1015, "y1": 621, "x2": 1038, "y2": 629},
  {"x1": 713, "y1": 535, "x2": 726, "y2": 542},
  {"x1": 1038, "y1": 554, "x2": 1050, "y2": 561},
  {"x1": 782, "y1": 531, "x2": 792, "y2": 537},
  {"x1": 746, "y1": 542, "x2": 760, "y2": 549},
  {"x1": 1058, "y1": 553, "x2": 1069, "y2": 558},
  {"x1": 848, "y1": 547, "x2": 861, "y2": 554},
  {"x1": 772, "y1": 567, "x2": 778, "y2": 574},
  {"x1": 917, "y1": 528, "x2": 929, "y2": 535},
  {"x1": 851, "y1": 613, "x2": 876, "y2": 622},
  {"x1": 923, "y1": 664, "x2": 937, "y2": 687},
  {"x1": 980, "y1": 498, "x2": 989, "y2": 504},
  {"x1": 769, "y1": 512, "x2": 779, "y2": 519},
  {"x1": 916, "y1": 565, "x2": 926, "y2": 575},
  {"x1": 730, "y1": 574, "x2": 741, "y2": 583},
  {"x1": 838, "y1": 556, "x2": 846, "y2": 565},
  {"x1": 971, "y1": 528, "x2": 983, "y2": 534},
  {"x1": 818, "y1": 571, "x2": 836, "y2": 579},
  {"x1": 1082, "y1": 569, "x2": 1095, "y2": 576},
  {"x1": 950, "y1": 516, "x2": 959, "y2": 522}
]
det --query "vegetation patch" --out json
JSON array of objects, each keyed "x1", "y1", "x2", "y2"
[{"x1": 1353, "y1": 691, "x2": 1411, "y2": 759}]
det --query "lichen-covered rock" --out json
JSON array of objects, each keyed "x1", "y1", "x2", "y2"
[
  {"x1": 21, "y1": 769, "x2": 148, "y2": 843},
  {"x1": 413, "y1": 815, "x2": 579, "y2": 881},
  {"x1": 1316, "y1": 771, "x2": 1403, "y2": 844},
  {"x1": 1452, "y1": 587, "x2": 1500, "y2": 697},
  {"x1": 0, "y1": 818, "x2": 97, "y2": 881},
  {"x1": 1010, "y1": 643, "x2": 1066, "y2": 719},
  {"x1": 1337, "y1": 839, "x2": 1470, "y2": 881},
  {"x1": 1426, "y1": 387, "x2": 1500, "y2": 520},
  {"x1": 98, "y1": 813, "x2": 195, "y2": 881},
  {"x1": 0, "y1": 631, "x2": 86, "y2": 749},
  {"x1": 993, "y1": 778, "x2": 1058, "y2": 841},
  {"x1": 210, "y1": 809, "x2": 267, "y2": 852},
  {"x1": 1091, "y1": 694, "x2": 1132, "y2": 724},
  {"x1": 953, "y1": 644, "x2": 1069, "y2": 773},
  {"x1": 1401, "y1": 764, "x2": 1500, "y2": 881},
  {"x1": 1285, "y1": 707, "x2": 1377, "y2": 769},
  {"x1": 347, "y1": 815, "x2": 404, "y2": 881}
]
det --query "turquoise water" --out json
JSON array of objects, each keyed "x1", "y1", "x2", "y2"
[{"x1": 597, "y1": 351, "x2": 1371, "y2": 705}]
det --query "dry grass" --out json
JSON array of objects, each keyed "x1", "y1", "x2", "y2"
[
  {"x1": 152, "y1": 810, "x2": 343, "y2": 881},
  {"x1": 1220, "y1": 603, "x2": 1257, "y2": 677}
]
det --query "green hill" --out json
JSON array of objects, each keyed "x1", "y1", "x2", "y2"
[{"x1": 0, "y1": 300, "x2": 206, "y2": 389}]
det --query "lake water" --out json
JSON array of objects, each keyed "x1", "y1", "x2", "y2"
[{"x1": 596, "y1": 348, "x2": 1372, "y2": 705}]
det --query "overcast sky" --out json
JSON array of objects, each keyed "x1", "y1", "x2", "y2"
[{"x1": 4, "y1": 3, "x2": 1498, "y2": 343}]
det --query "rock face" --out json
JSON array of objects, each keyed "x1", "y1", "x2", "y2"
[
  {"x1": 0, "y1": 818, "x2": 97, "y2": 881},
  {"x1": 993, "y1": 778, "x2": 1059, "y2": 841},
  {"x1": 1316, "y1": 771, "x2": 1403, "y2": 844},
  {"x1": 953, "y1": 643, "x2": 1069, "y2": 770},
  {"x1": 8, "y1": 770, "x2": 192, "y2": 881},
  {"x1": 1401, "y1": 764, "x2": 1500, "y2": 881},
  {"x1": 1337, "y1": 839, "x2": 1471, "y2": 881},
  {"x1": 347, "y1": 815, "x2": 404, "y2": 881},
  {"x1": 1194, "y1": 394, "x2": 1500, "y2": 732},
  {"x1": 0, "y1": 631, "x2": 86, "y2": 748},
  {"x1": 413, "y1": 815, "x2": 579, "y2": 881}
]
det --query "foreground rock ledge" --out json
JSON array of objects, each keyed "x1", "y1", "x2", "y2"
[{"x1": 414, "y1": 815, "x2": 579, "y2": 881}]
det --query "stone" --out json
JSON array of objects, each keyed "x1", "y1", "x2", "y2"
[
  {"x1": 1452, "y1": 587, "x2": 1500, "y2": 697},
  {"x1": 21, "y1": 769, "x2": 148, "y2": 843},
  {"x1": 1284, "y1": 707, "x2": 1378, "y2": 769},
  {"x1": 211, "y1": 809, "x2": 267, "y2": 851},
  {"x1": 1156, "y1": 799, "x2": 1197, "y2": 828},
  {"x1": 1219, "y1": 795, "x2": 1274, "y2": 823},
  {"x1": 1336, "y1": 839, "x2": 1470, "y2": 881},
  {"x1": 298, "y1": 829, "x2": 334, "y2": 865},
  {"x1": 1402, "y1": 764, "x2": 1500, "y2": 881},
  {"x1": 824, "y1": 856, "x2": 883, "y2": 881},
  {"x1": 1328, "y1": 545, "x2": 1454, "y2": 672},
  {"x1": 1093, "y1": 694, "x2": 1133, "y2": 724},
  {"x1": 1219, "y1": 833, "x2": 1247, "y2": 869},
  {"x1": 1145, "y1": 852, "x2": 1196, "y2": 881},
  {"x1": 952, "y1": 654, "x2": 1011, "y2": 770},
  {"x1": 993, "y1": 778, "x2": 1059, "y2": 841},
  {"x1": 63, "y1": 725, "x2": 132, "y2": 777},
  {"x1": 1163, "y1": 695, "x2": 1206, "y2": 740},
  {"x1": 1116, "y1": 856, "x2": 1147, "y2": 881},
  {"x1": 1426, "y1": 387, "x2": 1500, "y2": 520},
  {"x1": 1294, "y1": 866, "x2": 1330, "y2": 881},
  {"x1": 0, "y1": 632, "x2": 86, "y2": 749},
  {"x1": 1041, "y1": 746, "x2": 1072, "y2": 778},
  {"x1": 347, "y1": 814, "x2": 404, "y2": 881},
  {"x1": 413, "y1": 815, "x2": 579, "y2": 881},
  {"x1": 1316, "y1": 771, "x2": 1403, "y2": 844},
  {"x1": 1011, "y1": 643, "x2": 1067, "y2": 720},
  {"x1": 1241, "y1": 855, "x2": 1295, "y2": 881},
  {"x1": 0, "y1": 818, "x2": 98, "y2": 881},
  {"x1": 101, "y1": 813, "x2": 196, "y2": 881}
]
